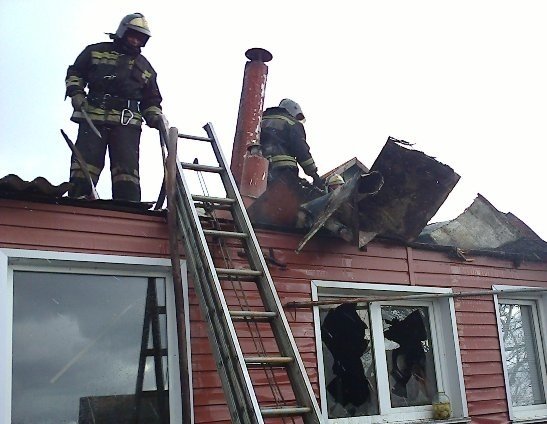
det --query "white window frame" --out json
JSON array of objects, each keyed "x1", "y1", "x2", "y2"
[
  {"x1": 0, "y1": 248, "x2": 193, "y2": 424},
  {"x1": 494, "y1": 284, "x2": 547, "y2": 423},
  {"x1": 312, "y1": 280, "x2": 469, "y2": 424}
]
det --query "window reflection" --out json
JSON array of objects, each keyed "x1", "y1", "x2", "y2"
[
  {"x1": 12, "y1": 271, "x2": 169, "y2": 424},
  {"x1": 381, "y1": 306, "x2": 437, "y2": 408},
  {"x1": 320, "y1": 303, "x2": 379, "y2": 418},
  {"x1": 499, "y1": 302, "x2": 546, "y2": 406}
]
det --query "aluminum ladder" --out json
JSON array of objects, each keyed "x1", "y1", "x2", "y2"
[
  {"x1": 135, "y1": 277, "x2": 169, "y2": 423},
  {"x1": 160, "y1": 121, "x2": 322, "y2": 423}
]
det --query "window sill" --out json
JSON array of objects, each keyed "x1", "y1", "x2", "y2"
[{"x1": 406, "y1": 418, "x2": 471, "y2": 424}]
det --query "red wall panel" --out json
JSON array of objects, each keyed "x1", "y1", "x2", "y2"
[{"x1": 2, "y1": 199, "x2": 547, "y2": 424}]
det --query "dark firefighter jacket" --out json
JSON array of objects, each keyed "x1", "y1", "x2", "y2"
[
  {"x1": 65, "y1": 40, "x2": 162, "y2": 128},
  {"x1": 260, "y1": 107, "x2": 318, "y2": 177}
]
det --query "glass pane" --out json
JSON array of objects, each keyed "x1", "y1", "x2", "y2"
[
  {"x1": 382, "y1": 306, "x2": 437, "y2": 408},
  {"x1": 12, "y1": 272, "x2": 170, "y2": 424},
  {"x1": 320, "y1": 303, "x2": 379, "y2": 418},
  {"x1": 499, "y1": 303, "x2": 546, "y2": 406}
]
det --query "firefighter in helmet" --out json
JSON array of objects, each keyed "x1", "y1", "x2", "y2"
[
  {"x1": 326, "y1": 173, "x2": 345, "y2": 192},
  {"x1": 260, "y1": 99, "x2": 322, "y2": 188},
  {"x1": 65, "y1": 13, "x2": 164, "y2": 201}
]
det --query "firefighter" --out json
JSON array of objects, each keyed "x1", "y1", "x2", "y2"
[
  {"x1": 326, "y1": 173, "x2": 345, "y2": 192},
  {"x1": 65, "y1": 12, "x2": 164, "y2": 201},
  {"x1": 260, "y1": 99, "x2": 322, "y2": 188}
]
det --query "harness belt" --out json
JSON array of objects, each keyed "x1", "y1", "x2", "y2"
[{"x1": 88, "y1": 94, "x2": 140, "y2": 112}]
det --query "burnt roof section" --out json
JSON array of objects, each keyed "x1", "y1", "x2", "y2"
[
  {"x1": 250, "y1": 136, "x2": 460, "y2": 249},
  {"x1": 321, "y1": 157, "x2": 370, "y2": 182},
  {"x1": 0, "y1": 174, "x2": 161, "y2": 216},
  {"x1": 0, "y1": 174, "x2": 71, "y2": 197},
  {"x1": 418, "y1": 194, "x2": 547, "y2": 262},
  {"x1": 357, "y1": 137, "x2": 460, "y2": 241}
]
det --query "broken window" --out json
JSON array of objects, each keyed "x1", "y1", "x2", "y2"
[
  {"x1": 320, "y1": 303, "x2": 379, "y2": 418},
  {"x1": 1, "y1": 251, "x2": 184, "y2": 424},
  {"x1": 315, "y1": 281, "x2": 468, "y2": 423},
  {"x1": 382, "y1": 306, "x2": 437, "y2": 408},
  {"x1": 495, "y1": 287, "x2": 547, "y2": 422}
]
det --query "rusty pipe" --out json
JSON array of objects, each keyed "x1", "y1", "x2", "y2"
[{"x1": 230, "y1": 48, "x2": 272, "y2": 187}]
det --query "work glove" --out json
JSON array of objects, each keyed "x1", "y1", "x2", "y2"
[
  {"x1": 146, "y1": 114, "x2": 163, "y2": 130},
  {"x1": 312, "y1": 173, "x2": 323, "y2": 188},
  {"x1": 71, "y1": 93, "x2": 87, "y2": 112}
]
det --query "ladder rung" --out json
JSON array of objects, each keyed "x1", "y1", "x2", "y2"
[
  {"x1": 177, "y1": 132, "x2": 213, "y2": 142},
  {"x1": 203, "y1": 229, "x2": 248, "y2": 239},
  {"x1": 260, "y1": 406, "x2": 311, "y2": 417},
  {"x1": 216, "y1": 268, "x2": 262, "y2": 278},
  {"x1": 180, "y1": 162, "x2": 223, "y2": 173},
  {"x1": 244, "y1": 356, "x2": 293, "y2": 366},
  {"x1": 144, "y1": 348, "x2": 168, "y2": 357},
  {"x1": 192, "y1": 195, "x2": 235, "y2": 205},
  {"x1": 229, "y1": 310, "x2": 277, "y2": 321},
  {"x1": 155, "y1": 306, "x2": 167, "y2": 315},
  {"x1": 195, "y1": 203, "x2": 233, "y2": 211}
]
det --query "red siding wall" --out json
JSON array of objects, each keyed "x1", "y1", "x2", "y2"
[
  {"x1": 0, "y1": 199, "x2": 170, "y2": 256},
  {"x1": 2, "y1": 199, "x2": 547, "y2": 424}
]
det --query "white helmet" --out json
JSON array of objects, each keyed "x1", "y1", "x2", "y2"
[
  {"x1": 326, "y1": 173, "x2": 345, "y2": 191},
  {"x1": 115, "y1": 13, "x2": 151, "y2": 41},
  {"x1": 279, "y1": 98, "x2": 305, "y2": 122}
]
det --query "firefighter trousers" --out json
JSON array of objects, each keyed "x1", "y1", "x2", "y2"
[{"x1": 68, "y1": 122, "x2": 142, "y2": 201}]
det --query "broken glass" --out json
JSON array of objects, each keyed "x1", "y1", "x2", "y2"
[
  {"x1": 381, "y1": 305, "x2": 437, "y2": 408},
  {"x1": 320, "y1": 303, "x2": 378, "y2": 418}
]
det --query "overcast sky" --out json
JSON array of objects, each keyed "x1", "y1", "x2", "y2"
[{"x1": 1, "y1": 1, "x2": 545, "y2": 240}]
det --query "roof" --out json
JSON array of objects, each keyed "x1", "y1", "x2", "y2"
[
  {"x1": 2, "y1": 169, "x2": 545, "y2": 264},
  {"x1": 321, "y1": 157, "x2": 370, "y2": 182},
  {"x1": 417, "y1": 194, "x2": 547, "y2": 262},
  {"x1": 249, "y1": 136, "x2": 460, "y2": 250},
  {"x1": 0, "y1": 174, "x2": 71, "y2": 198},
  {"x1": 0, "y1": 174, "x2": 160, "y2": 216}
]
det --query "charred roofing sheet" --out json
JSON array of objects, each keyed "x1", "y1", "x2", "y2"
[
  {"x1": 418, "y1": 194, "x2": 547, "y2": 262},
  {"x1": 0, "y1": 174, "x2": 71, "y2": 197},
  {"x1": 0, "y1": 174, "x2": 160, "y2": 215}
]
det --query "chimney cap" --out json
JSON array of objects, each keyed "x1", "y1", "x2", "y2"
[{"x1": 245, "y1": 48, "x2": 272, "y2": 63}]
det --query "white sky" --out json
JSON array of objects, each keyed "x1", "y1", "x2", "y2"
[{"x1": 1, "y1": 1, "x2": 546, "y2": 240}]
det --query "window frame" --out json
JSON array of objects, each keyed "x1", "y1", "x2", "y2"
[
  {"x1": 371, "y1": 300, "x2": 442, "y2": 416},
  {"x1": 312, "y1": 280, "x2": 469, "y2": 424},
  {"x1": 0, "y1": 248, "x2": 193, "y2": 424},
  {"x1": 494, "y1": 284, "x2": 547, "y2": 423}
]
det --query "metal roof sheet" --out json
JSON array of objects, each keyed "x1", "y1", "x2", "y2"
[
  {"x1": 0, "y1": 174, "x2": 71, "y2": 197},
  {"x1": 0, "y1": 174, "x2": 159, "y2": 215},
  {"x1": 418, "y1": 194, "x2": 547, "y2": 262}
]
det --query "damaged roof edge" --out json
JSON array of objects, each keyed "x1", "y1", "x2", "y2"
[
  {"x1": 0, "y1": 174, "x2": 71, "y2": 198},
  {"x1": 419, "y1": 193, "x2": 547, "y2": 262}
]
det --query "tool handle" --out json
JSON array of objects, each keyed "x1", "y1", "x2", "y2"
[{"x1": 60, "y1": 129, "x2": 100, "y2": 200}]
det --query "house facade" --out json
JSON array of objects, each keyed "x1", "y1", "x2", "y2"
[{"x1": 1, "y1": 196, "x2": 546, "y2": 424}]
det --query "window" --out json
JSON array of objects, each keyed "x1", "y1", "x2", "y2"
[
  {"x1": 0, "y1": 249, "x2": 191, "y2": 424},
  {"x1": 313, "y1": 280, "x2": 469, "y2": 423},
  {"x1": 494, "y1": 285, "x2": 547, "y2": 422}
]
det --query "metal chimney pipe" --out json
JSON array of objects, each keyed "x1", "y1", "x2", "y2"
[{"x1": 231, "y1": 48, "x2": 272, "y2": 187}]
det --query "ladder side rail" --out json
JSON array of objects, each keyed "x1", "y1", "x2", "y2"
[
  {"x1": 170, "y1": 134, "x2": 264, "y2": 423},
  {"x1": 135, "y1": 294, "x2": 151, "y2": 422},
  {"x1": 148, "y1": 277, "x2": 168, "y2": 422},
  {"x1": 204, "y1": 123, "x2": 322, "y2": 422},
  {"x1": 172, "y1": 195, "x2": 254, "y2": 424}
]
